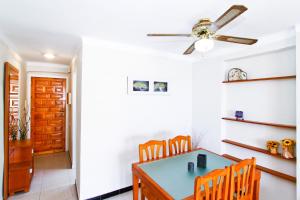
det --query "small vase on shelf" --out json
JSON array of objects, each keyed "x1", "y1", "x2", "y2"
[
  {"x1": 281, "y1": 139, "x2": 295, "y2": 159},
  {"x1": 266, "y1": 140, "x2": 279, "y2": 155}
]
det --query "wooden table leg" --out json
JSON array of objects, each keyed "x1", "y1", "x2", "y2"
[{"x1": 133, "y1": 172, "x2": 139, "y2": 200}]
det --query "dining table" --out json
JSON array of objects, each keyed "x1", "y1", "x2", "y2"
[{"x1": 132, "y1": 148, "x2": 261, "y2": 200}]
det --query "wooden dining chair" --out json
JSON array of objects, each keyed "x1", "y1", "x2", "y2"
[
  {"x1": 194, "y1": 167, "x2": 231, "y2": 200},
  {"x1": 168, "y1": 135, "x2": 192, "y2": 156},
  {"x1": 229, "y1": 158, "x2": 256, "y2": 200},
  {"x1": 139, "y1": 140, "x2": 167, "y2": 162},
  {"x1": 139, "y1": 140, "x2": 167, "y2": 200}
]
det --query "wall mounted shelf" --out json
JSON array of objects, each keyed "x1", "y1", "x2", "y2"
[
  {"x1": 223, "y1": 154, "x2": 296, "y2": 183},
  {"x1": 222, "y1": 139, "x2": 296, "y2": 162},
  {"x1": 222, "y1": 117, "x2": 296, "y2": 129},
  {"x1": 222, "y1": 75, "x2": 296, "y2": 83}
]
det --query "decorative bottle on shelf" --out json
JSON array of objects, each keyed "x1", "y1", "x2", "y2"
[{"x1": 235, "y1": 111, "x2": 244, "y2": 120}]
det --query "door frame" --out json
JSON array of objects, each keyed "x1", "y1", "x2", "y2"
[
  {"x1": 4, "y1": 62, "x2": 19, "y2": 200},
  {"x1": 27, "y1": 72, "x2": 70, "y2": 154}
]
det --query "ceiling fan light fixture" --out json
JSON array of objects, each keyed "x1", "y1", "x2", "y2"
[
  {"x1": 195, "y1": 38, "x2": 214, "y2": 52},
  {"x1": 147, "y1": 5, "x2": 256, "y2": 55}
]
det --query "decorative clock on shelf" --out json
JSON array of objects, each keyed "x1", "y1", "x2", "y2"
[{"x1": 228, "y1": 68, "x2": 247, "y2": 81}]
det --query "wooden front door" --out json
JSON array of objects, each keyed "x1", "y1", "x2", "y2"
[{"x1": 31, "y1": 77, "x2": 66, "y2": 154}]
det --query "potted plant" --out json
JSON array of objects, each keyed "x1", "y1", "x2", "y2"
[
  {"x1": 18, "y1": 107, "x2": 30, "y2": 140},
  {"x1": 192, "y1": 132, "x2": 204, "y2": 150},
  {"x1": 9, "y1": 116, "x2": 18, "y2": 141}
]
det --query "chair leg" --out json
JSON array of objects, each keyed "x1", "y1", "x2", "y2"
[
  {"x1": 141, "y1": 183, "x2": 145, "y2": 200},
  {"x1": 141, "y1": 192, "x2": 145, "y2": 200}
]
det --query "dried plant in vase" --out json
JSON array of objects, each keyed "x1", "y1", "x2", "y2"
[
  {"x1": 9, "y1": 115, "x2": 18, "y2": 141},
  {"x1": 19, "y1": 107, "x2": 30, "y2": 140},
  {"x1": 266, "y1": 140, "x2": 279, "y2": 155},
  {"x1": 281, "y1": 139, "x2": 295, "y2": 159},
  {"x1": 192, "y1": 132, "x2": 204, "y2": 150}
]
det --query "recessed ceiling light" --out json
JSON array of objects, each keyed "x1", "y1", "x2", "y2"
[{"x1": 43, "y1": 53, "x2": 55, "y2": 59}]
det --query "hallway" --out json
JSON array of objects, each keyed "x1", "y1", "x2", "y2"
[{"x1": 9, "y1": 152, "x2": 77, "y2": 200}]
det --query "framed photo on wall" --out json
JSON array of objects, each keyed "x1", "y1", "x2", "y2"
[
  {"x1": 153, "y1": 81, "x2": 168, "y2": 93},
  {"x1": 132, "y1": 80, "x2": 149, "y2": 92},
  {"x1": 127, "y1": 77, "x2": 169, "y2": 95}
]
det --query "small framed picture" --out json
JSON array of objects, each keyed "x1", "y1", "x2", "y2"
[
  {"x1": 127, "y1": 77, "x2": 150, "y2": 94},
  {"x1": 133, "y1": 80, "x2": 149, "y2": 92},
  {"x1": 127, "y1": 77, "x2": 169, "y2": 95},
  {"x1": 154, "y1": 81, "x2": 168, "y2": 93}
]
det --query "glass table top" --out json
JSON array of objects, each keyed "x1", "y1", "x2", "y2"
[{"x1": 138, "y1": 149, "x2": 234, "y2": 200}]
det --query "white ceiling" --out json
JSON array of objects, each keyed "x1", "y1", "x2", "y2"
[{"x1": 0, "y1": 0, "x2": 300, "y2": 64}]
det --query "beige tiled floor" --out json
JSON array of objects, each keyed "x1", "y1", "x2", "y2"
[
  {"x1": 8, "y1": 152, "x2": 77, "y2": 200},
  {"x1": 8, "y1": 152, "x2": 136, "y2": 200}
]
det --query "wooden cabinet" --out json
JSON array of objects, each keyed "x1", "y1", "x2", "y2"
[{"x1": 9, "y1": 140, "x2": 34, "y2": 195}]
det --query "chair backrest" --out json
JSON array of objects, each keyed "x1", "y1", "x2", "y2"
[
  {"x1": 168, "y1": 135, "x2": 192, "y2": 156},
  {"x1": 194, "y1": 167, "x2": 231, "y2": 200},
  {"x1": 139, "y1": 140, "x2": 167, "y2": 162},
  {"x1": 229, "y1": 158, "x2": 256, "y2": 200}
]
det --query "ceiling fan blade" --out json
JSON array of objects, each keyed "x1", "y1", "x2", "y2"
[
  {"x1": 147, "y1": 33, "x2": 191, "y2": 37},
  {"x1": 215, "y1": 35, "x2": 257, "y2": 45},
  {"x1": 211, "y1": 5, "x2": 247, "y2": 31},
  {"x1": 183, "y1": 42, "x2": 195, "y2": 55}
]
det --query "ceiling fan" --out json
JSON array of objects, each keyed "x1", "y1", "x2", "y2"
[{"x1": 147, "y1": 5, "x2": 258, "y2": 55}]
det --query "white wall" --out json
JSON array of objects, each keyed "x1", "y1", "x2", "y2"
[
  {"x1": 70, "y1": 48, "x2": 82, "y2": 197},
  {"x1": 223, "y1": 47, "x2": 296, "y2": 200},
  {"x1": 192, "y1": 60, "x2": 224, "y2": 154},
  {"x1": 70, "y1": 57, "x2": 78, "y2": 168},
  {"x1": 26, "y1": 62, "x2": 69, "y2": 73},
  {"x1": 74, "y1": 47, "x2": 82, "y2": 197},
  {"x1": 192, "y1": 36, "x2": 297, "y2": 199},
  {"x1": 78, "y1": 36, "x2": 297, "y2": 200},
  {"x1": 77, "y1": 37, "x2": 193, "y2": 199},
  {"x1": 0, "y1": 39, "x2": 22, "y2": 200},
  {"x1": 296, "y1": 25, "x2": 300, "y2": 200}
]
